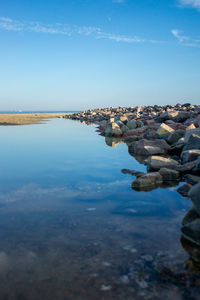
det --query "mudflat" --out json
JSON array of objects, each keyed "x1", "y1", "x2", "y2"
[{"x1": 0, "y1": 113, "x2": 67, "y2": 126}]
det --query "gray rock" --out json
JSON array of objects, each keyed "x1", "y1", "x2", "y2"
[
  {"x1": 130, "y1": 139, "x2": 170, "y2": 156},
  {"x1": 147, "y1": 156, "x2": 179, "y2": 171},
  {"x1": 185, "y1": 174, "x2": 200, "y2": 185},
  {"x1": 175, "y1": 160, "x2": 197, "y2": 173},
  {"x1": 193, "y1": 156, "x2": 200, "y2": 173},
  {"x1": 105, "y1": 122, "x2": 122, "y2": 137},
  {"x1": 156, "y1": 123, "x2": 174, "y2": 137},
  {"x1": 184, "y1": 128, "x2": 200, "y2": 143},
  {"x1": 183, "y1": 134, "x2": 200, "y2": 151},
  {"x1": 127, "y1": 119, "x2": 137, "y2": 130},
  {"x1": 167, "y1": 130, "x2": 185, "y2": 145},
  {"x1": 121, "y1": 125, "x2": 129, "y2": 134},
  {"x1": 159, "y1": 168, "x2": 180, "y2": 181},
  {"x1": 136, "y1": 120, "x2": 144, "y2": 128},
  {"x1": 132, "y1": 172, "x2": 163, "y2": 191},
  {"x1": 181, "y1": 149, "x2": 200, "y2": 164}
]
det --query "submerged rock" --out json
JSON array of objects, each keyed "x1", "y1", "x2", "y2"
[{"x1": 132, "y1": 172, "x2": 163, "y2": 190}]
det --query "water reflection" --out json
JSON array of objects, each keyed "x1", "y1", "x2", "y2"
[{"x1": 0, "y1": 119, "x2": 198, "y2": 299}]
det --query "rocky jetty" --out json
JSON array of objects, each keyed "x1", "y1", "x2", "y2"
[{"x1": 66, "y1": 103, "x2": 200, "y2": 246}]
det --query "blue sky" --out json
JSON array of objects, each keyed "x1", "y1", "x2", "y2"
[{"x1": 0, "y1": 0, "x2": 200, "y2": 110}]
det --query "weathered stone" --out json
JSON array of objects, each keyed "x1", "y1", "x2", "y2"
[
  {"x1": 193, "y1": 157, "x2": 200, "y2": 173},
  {"x1": 167, "y1": 130, "x2": 185, "y2": 145},
  {"x1": 189, "y1": 183, "x2": 200, "y2": 215},
  {"x1": 136, "y1": 120, "x2": 144, "y2": 128},
  {"x1": 147, "y1": 156, "x2": 179, "y2": 171},
  {"x1": 121, "y1": 125, "x2": 129, "y2": 134},
  {"x1": 156, "y1": 123, "x2": 174, "y2": 137},
  {"x1": 175, "y1": 160, "x2": 197, "y2": 173},
  {"x1": 184, "y1": 128, "x2": 200, "y2": 143},
  {"x1": 105, "y1": 122, "x2": 122, "y2": 137},
  {"x1": 177, "y1": 184, "x2": 192, "y2": 197},
  {"x1": 183, "y1": 134, "x2": 200, "y2": 151},
  {"x1": 185, "y1": 174, "x2": 200, "y2": 185},
  {"x1": 186, "y1": 124, "x2": 196, "y2": 130},
  {"x1": 126, "y1": 119, "x2": 137, "y2": 130},
  {"x1": 181, "y1": 149, "x2": 200, "y2": 164},
  {"x1": 129, "y1": 139, "x2": 170, "y2": 156},
  {"x1": 159, "y1": 168, "x2": 180, "y2": 181},
  {"x1": 124, "y1": 126, "x2": 147, "y2": 137},
  {"x1": 132, "y1": 172, "x2": 163, "y2": 190}
]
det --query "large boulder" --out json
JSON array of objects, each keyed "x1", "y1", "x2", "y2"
[
  {"x1": 193, "y1": 157, "x2": 200, "y2": 173},
  {"x1": 175, "y1": 160, "x2": 197, "y2": 173},
  {"x1": 147, "y1": 156, "x2": 179, "y2": 171},
  {"x1": 105, "y1": 122, "x2": 122, "y2": 137},
  {"x1": 132, "y1": 172, "x2": 163, "y2": 191},
  {"x1": 189, "y1": 183, "x2": 200, "y2": 215},
  {"x1": 181, "y1": 149, "x2": 200, "y2": 164},
  {"x1": 184, "y1": 128, "x2": 200, "y2": 143},
  {"x1": 129, "y1": 139, "x2": 170, "y2": 156},
  {"x1": 185, "y1": 174, "x2": 200, "y2": 185},
  {"x1": 167, "y1": 130, "x2": 185, "y2": 145},
  {"x1": 158, "y1": 168, "x2": 180, "y2": 181},
  {"x1": 156, "y1": 123, "x2": 174, "y2": 138},
  {"x1": 126, "y1": 119, "x2": 137, "y2": 130},
  {"x1": 183, "y1": 134, "x2": 200, "y2": 151},
  {"x1": 124, "y1": 126, "x2": 147, "y2": 137}
]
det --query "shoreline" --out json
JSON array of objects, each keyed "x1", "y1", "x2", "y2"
[
  {"x1": 66, "y1": 103, "x2": 200, "y2": 247},
  {"x1": 0, "y1": 112, "x2": 68, "y2": 126}
]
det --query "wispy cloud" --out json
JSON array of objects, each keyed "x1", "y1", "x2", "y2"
[
  {"x1": 0, "y1": 16, "x2": 164, "y2": 45},
  {"x1": 171, "y1": 29, "x2": 188, "y2": 42},
  {"x1": 178, "y1": 0, "x2": 200, "y2": 9},
  {"x1": 171, "y1": 28, "x2": 200, "y2": 47},
  {"x1": 0, "y1": 17, "x2": 199, "y2": 49}
]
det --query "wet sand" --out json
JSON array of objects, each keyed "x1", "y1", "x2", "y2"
[{"x1": 0, "y1": 113, "x2": 67, "y2": 126}]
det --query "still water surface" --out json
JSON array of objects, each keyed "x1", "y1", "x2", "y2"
[{"x1": 0, "y1": 119, "x2": 197, "y2": 299}]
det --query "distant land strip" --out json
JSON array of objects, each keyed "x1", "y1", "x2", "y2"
[{"x1": 0, "y1": 113, "x2": 68, "y2": 126}]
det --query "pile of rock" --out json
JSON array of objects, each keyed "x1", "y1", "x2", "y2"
[
  {"x1": 66, "y1": 103, "x2": 200, "y2": 248},
  {"x1": 67, "y1": 103, "x2": 200, "y2": 192}
]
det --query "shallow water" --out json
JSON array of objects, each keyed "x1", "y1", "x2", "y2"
[{"x1": 0, "y1": 119, "x2": 198, "y2": 300}]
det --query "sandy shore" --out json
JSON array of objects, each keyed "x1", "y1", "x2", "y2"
[{"x1": 0, "y1": 113, "x2": 67, "y2": 126}]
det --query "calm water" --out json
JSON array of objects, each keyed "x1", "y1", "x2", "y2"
[{"x1": 0, "y1": 118, "x2": 197, "y2": 300}]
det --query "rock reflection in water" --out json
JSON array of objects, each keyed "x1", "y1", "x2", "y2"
[{"x1": 105, "y1": 136, "x2": 123, "y2": 148}]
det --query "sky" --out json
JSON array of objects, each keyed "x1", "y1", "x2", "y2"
[{"x1": 0, "y1": 0, "x2": 200, "y2": 111}]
